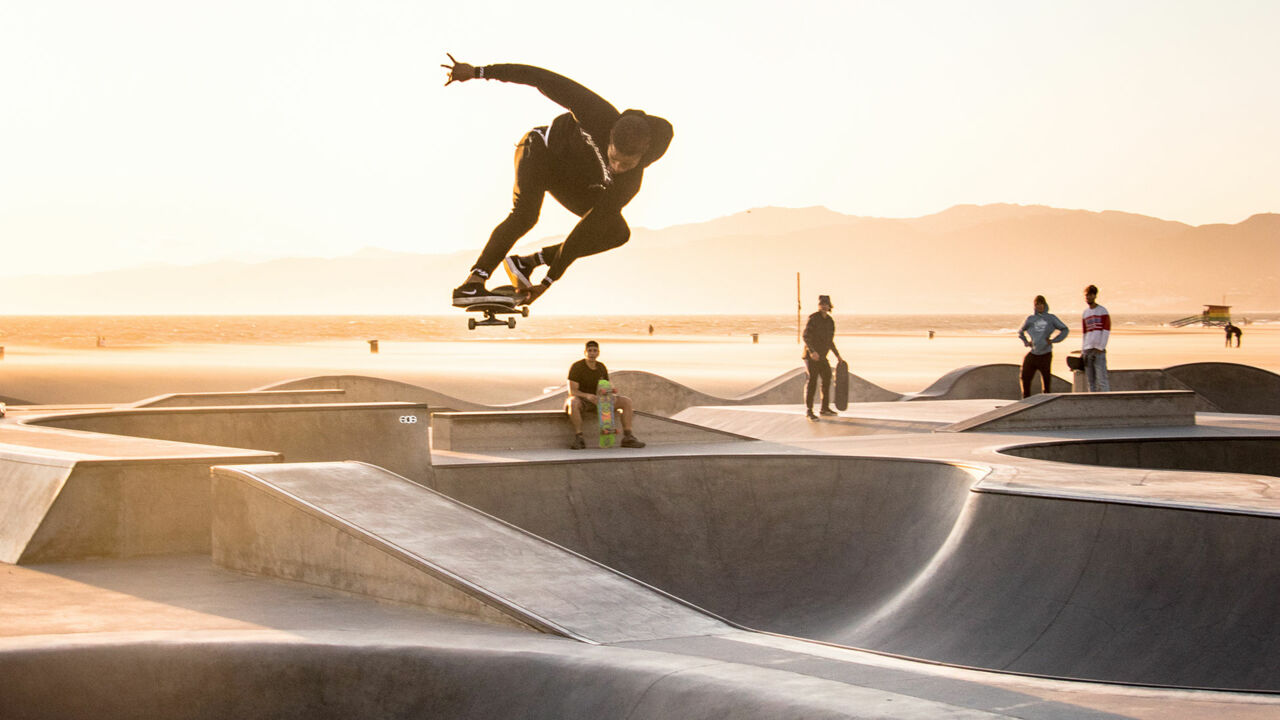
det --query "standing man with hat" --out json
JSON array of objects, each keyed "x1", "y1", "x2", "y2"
[{"x1": 802, "y1": 295, "x2": 843, "y2": 421}]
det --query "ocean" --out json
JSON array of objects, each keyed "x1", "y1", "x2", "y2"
[{"x1": 1, "y1": 313, "x2": 1277, "y2": 348}]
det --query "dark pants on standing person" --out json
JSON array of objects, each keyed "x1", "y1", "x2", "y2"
[
  {"x1": 805, "y1": 356, "x2": 832, "y2": 410},
  {"x1": 471, "y1": 128, "x2": 631, "y2": 282},
  {"x1": 1020, "y1": 351, "x2": 1053, "y2": 398}
]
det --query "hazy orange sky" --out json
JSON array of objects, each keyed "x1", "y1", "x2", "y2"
[{"x1": 2, "y1": 1, "x2": 1277, "y2": 277}]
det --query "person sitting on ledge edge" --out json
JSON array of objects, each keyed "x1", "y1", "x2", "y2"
[{"x1": 566, "y1": 340, "x2": 644, "y2": 449}]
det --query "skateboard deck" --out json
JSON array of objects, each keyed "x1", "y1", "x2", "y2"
[
  {"x1": 834, "y1": 359, "x2": 849, "y2": 411},
  {"x1": 596, "y1": 379, "x2": 617, "y2": 448},
  {"x1": 461, "y1": 285, "x2": 529, "y2": 330}
]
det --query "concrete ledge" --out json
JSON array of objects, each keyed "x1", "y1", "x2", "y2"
[
  {"x1": 1000, "y1": 437, "x2": 1280, "y2": 478},
  {"x1": 211, "y1": 462, "x2": 732, "y2": 644},
  {"x1": 23, "y1": 402, "x2": 432, "y2": 483},
  {"x1": 133, "y1": 389, "x2": 348, "y2": 408},
  {"x1": 1097, "y1": 369, "x2": 1221, "y2": 411},
  {"x1": 431, "y1": 410, "x2": 750, "y2": 452},
  {"x1": 939, "y1": 390, "x2": 1198, "y2": 432},
  {"x1": 0, "y1": 443, "x2": 276, "y2": 564}
]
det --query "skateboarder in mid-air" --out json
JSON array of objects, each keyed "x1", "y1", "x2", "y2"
[{"x1": 442, "y1": 55, "x2": 673, "y2": 308}]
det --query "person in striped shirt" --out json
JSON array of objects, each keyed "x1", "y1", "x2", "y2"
[{"x1": 1081, "y1": 284, "x2": 1111, "y2": 392}]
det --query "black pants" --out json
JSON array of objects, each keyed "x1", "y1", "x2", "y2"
[
  {"x1": 471, "y1": 128, "x2": 631, "y2": 282},
  {"x1": 1020, "y1": 351, "x2": 1053, "y2": 398},
  {"x1": 805, "y1": 356, "x2": 832, "y2": 410}
]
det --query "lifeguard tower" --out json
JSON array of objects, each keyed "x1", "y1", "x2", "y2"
[{"x1": 1170, "y1": 304, "x2": 1232, "y2": 327}]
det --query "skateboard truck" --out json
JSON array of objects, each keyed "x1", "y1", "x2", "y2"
[
  {"x1": 462, "y1": 285, "x2": 530, "y2": 330},
  {"x1": 467, "y1": 305, "x2": 528, "y2": 330}
]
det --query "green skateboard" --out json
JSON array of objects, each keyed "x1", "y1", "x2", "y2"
[{"x1": 596, "y1": 379, "x2": 617, "y2": 448}]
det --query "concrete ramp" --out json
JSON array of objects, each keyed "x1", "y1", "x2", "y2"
[
  {"x1": 904, "y1": 363, "x2": 1071, "y2": 401},
  {"x1": 211, "y1": 462, "x2": 733, "y2": 644},
  {"x1": 1164, "y1": 362, "x2": 1280, "y2": 416},
  {"x1": 940, "y1": 391, "x2": 1197, "y2": 432},
  {"x1": 0, "y1": 426, "x2": 275, "y2": 563}
]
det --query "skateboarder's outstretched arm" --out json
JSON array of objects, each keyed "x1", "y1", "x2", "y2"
[{"x1": 441, "y1": 55, "x2": 618, "y2": 131}]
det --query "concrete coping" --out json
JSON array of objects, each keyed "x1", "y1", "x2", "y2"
[
  {"x1": 132, "y1": 389, "x2": 350, "y2": 408},
  {"x1": 24, "y1": 401, "x2": 430, "y2": 423},
  {"x1": 431, "y1": 409, "x2": 751, "y2": 452},
  {"x1": 940, "y1": 390, "x2": 1198, "y2": 433}
]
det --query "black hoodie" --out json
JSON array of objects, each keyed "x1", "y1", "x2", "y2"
[{"x1": 478, "y1": 63, "x2": 673, "y2": 214}]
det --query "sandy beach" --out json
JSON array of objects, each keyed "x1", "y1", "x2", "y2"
[{"x1": 1, "y1": 323, "x2": 1275, "y2": 406}]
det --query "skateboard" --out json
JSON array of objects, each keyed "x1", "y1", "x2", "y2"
[
  {"x1": 834, "y1": 359, "x2": 849, "y2": 411},
  {"x1": 462, "y1": 285, "x2": 529, "y2": 330},
  {"x1": 596, "y1": 379, "x2": 617, "y2": 448}
]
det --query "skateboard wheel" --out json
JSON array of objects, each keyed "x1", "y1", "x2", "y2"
[
  {"x1": 507, "y1": 318, "x2": 516, "y2": 329},
  {"x1": 521, "y1": 307, "x2": 529, "y2": 317},
  {"x1": 467, "y1": 318, "x2": 477, "y2": 330}
]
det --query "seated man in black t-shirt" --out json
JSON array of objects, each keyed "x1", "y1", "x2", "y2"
[{"x1": 566, "y1": 340, "x2": 644, "y2": 449}]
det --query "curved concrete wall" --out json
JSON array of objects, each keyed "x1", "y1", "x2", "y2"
[
  {"x1": 260, "y1": 375, "x2": 507, "y2": 412},
  {"x1": 846, "y1": 492, "x2": 1280, "y2": 689},
  {"x1": 905, "y1": 364, "x2": 1071, "y2": 401},
  {"x1": 261, "y1": 370, "x2": 900, "y2": 418},
  {"x1": 429, "y1": 456, "x2": 978, "y2": 636},
  {"x1": 429, "y1": 455, "x2": 1280, "y2": 690},
  {"x1": 0, "y1": 637, "x2": 917, "y2": 720},
  {"x1": 1001, "y1": 437, "x2": 1280, "y2": 478},
  {"x1": 1165, "y1": 362, "x2": 1280, "y2": 415}
]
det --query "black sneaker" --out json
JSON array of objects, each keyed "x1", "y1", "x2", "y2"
[
  {"x1": 806, "y1": 410, "x2": 819, "y2": 422},
  {"x1": 820, "y1": 408, "x2": 837, "y2": 416},
  {"x1": 452, "y1": 281, "x2": 515, "y2": 307},
  {"x1": 569, "y1": 434, "x2": 586, "y2": 449},
  {"x1": 503, "y1": 254, "x2": 536, "y2": 289},
  {"x1": 621, "y1": 433, "x2": 645, "y2": 448}
]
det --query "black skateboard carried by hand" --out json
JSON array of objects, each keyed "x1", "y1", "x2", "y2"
[{"x1": 834, "y1": 360, "x2": 849, "y2": 411}]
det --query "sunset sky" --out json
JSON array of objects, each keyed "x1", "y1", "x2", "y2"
[{"x1": 2, "y1": 0, "x2": 1277, "y2": 277}]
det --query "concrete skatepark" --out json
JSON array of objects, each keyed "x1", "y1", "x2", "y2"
[{"x1": 3, "y1": 361, "x2": 1280, "y2": 718}]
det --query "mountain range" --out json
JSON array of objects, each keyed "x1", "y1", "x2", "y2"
[{"x1": 4, "y1": 204, "x2": 1276, "y2": 315}]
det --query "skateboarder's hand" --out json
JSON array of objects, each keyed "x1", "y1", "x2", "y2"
[
  {"x1": 520, "y1": 283, "x2": 549, "y2": 305},
  {"x1": 441, "y1": 53, "x2": 475, "y2": 85}
]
